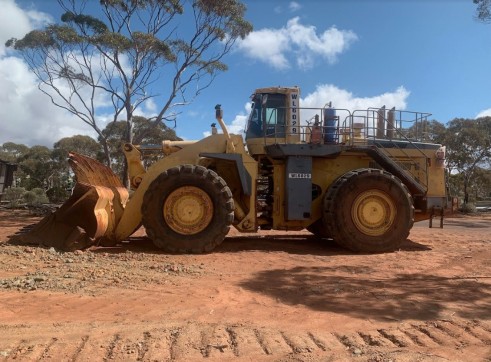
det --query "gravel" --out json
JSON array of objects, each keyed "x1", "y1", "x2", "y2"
[{"x1": 0, "y1": 243, "x2": 206, "y2": 295}]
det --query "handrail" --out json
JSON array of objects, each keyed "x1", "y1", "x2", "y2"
[
  {"x1": 355, "y1": 108, "x2": 432, "y2": 190},
  {"x1": 249, "y1": 106, "x2": 435, "y2": 192}
]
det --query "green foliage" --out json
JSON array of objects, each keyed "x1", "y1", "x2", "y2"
[
  {"x1": 444, "y1": 118, "x2": 491, "y2": 174},
  {"x1": 405, "y1": 119, "x2": 446, "y2": 143},
  {"x1": 93, "y1": 32, "x2": 133, "y2": 51},
  {"x1": 1, "y1": 141, "x2": 82, "y2": 203},
  {"x1": 0, "y1": 142, "x2": 29, "y2": 162},
  {"x1": 131, "y1": 32, "x2": 175, "y2": 61},
  {"x1": 4, "y1": 187, "x2": 26, "y2": 207},
  {"x1": 460, "y1": 202, "x2": 477, "y2": 214},
  {"x1": 52, "y1": 135, "x2": 102, "y2": 163},
  {"x1": 48, "y1": 24, "x2": 83, "y2": 44},
  {"x1": 424, "y1": 120, "x2": 446, "y2": 144},
  {"x1": 469, "y1": 167, "x2": 491, "y2": 201},
  {"x1": 23, "y1": 188, "x2": 49, "y2": 206},
  {"x1": 22, "y1": 191, "x2": 37, "y2": 205},
  {"x1": 444, "y1": 117, "x2": 491, "y2": 204},
  {"x1": 61, "y1": 12, "x2": 108, "y2": 34},
  {"x1": 3, "y1": 186, "x2": 49, "y2": 207},
  {"x1": 195, "y1": 0, "x2": 252, "y2": 38},
  {"x1": 17, "y1": 146, "x2": 54, "y2": 190},
  {"x1": 7, "y1": 30, "x2": 55, "y2": 49},
  {"x1": 474, "y1": 0, "x2": 491, "y2": 22}
]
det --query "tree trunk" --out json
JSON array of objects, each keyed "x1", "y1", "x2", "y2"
[
  {"x1": 463, "y1": 177, "x2": 469, "y2": 204},
  {"x1": 100, "y1": 137, "x2": 112, "y2": 168},
  {"x1": 122, "y1": 159, "x2": 130, "y2": 188},
  {"x1": 121, "y1": 109, "x2": 133, "y2": 188}
]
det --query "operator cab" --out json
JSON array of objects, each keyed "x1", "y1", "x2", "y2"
[
  {"x1": 245, "y1": 87, "x2": 300, "y2": 155},
  {"x1": 245, "y1": 93, "x2": 286, "y2": 139}
]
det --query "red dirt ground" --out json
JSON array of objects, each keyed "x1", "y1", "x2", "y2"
[{"x1": 0, "y1": 210, "x2": 490, "y2": 361}]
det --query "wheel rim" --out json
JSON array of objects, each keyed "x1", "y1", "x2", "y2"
[
  {"x1": 163, "y1": 186, "x2": 213, "y2": 235},
  {"x1": 351, "y1": 189, "x2": 396, "y2": 236}
]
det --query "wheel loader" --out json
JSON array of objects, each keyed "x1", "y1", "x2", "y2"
[{"x1": 14, "y1": 86, "x2": 451, "y2": 253}]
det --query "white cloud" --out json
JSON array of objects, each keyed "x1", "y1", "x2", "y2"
[
  {"x1": 0, "y1": 0, "x2": 52, "y2": 56},
  {"x1": 302, "y1": 84, "x2": 409, "y2": 111},
  {"x1": 186, "y1": 110, "x2": 200, "y2": 118},
  {"x1": 301, "y1": 84, "x2": 410, "y2": 125},
  {"x1": 274, "y1": 2, "x2": 301, "y2": 14},
  {"x1": 0, "y1": 56, "x2": 97, "y2": 146},
  {"x1": 289, "y1": 2, "x2": 302, "y2": 12},
  {"x1": 143, "y1": 98, "x2": 157, "y2": 113},
  {"x1": 476, "y1": 108, "x2": 491, "y2": 118},
  {"x1": 234, "y1": 28, "x2": 290, "y2": 70},
  {"x1": 0, "y1": 2, "x2": 97, "y2": 147},
  {"x1": 288, "y1": 18, "x2": 358, "y2": 69},
  {"x1": 235, "y1": 17, "x2": 357, "y2": 70},
  {"x1": 0, "y1": 2, "x2": 135, "y2": 147}
]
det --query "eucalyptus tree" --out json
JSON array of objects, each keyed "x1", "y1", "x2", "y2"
[
  {"x1": 100, "y1": 115, "x2": 181, "y2": 178},
  {"x1": 17, "y1": 146, "x2": 54, "y2": 190},
  {"x1": 52, "y1": 134, "x2": 102, "y2": 163},
  {"x1": 474, "y1": 0, "x2": 491, "y2": 22},
  {"x1": 48, "y1": 135, "x2": 102, "y2": 201},
  {"x1": 6, "y1": 0, "x2": 252, "y2": 170},
  {"x1": 406, "y1": 119, "x2": 446, "y2": 143},
  {"x1": 0, "y1": 142, "x2": 29, "y2": 163},
  {"x1": 444, "y1": 117, "x2": 491, "y2": 204}
]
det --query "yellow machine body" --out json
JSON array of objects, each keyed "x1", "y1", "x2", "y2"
[{"x1": 14, "y1": 86, "x2": 450, "y2": 253}]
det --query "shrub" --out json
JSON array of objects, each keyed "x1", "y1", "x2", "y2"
[
  {"x1": 23, "y1": 188, "x2": 49, "y2": 206},
  {"x1": 460, "y1": 202, "x2": 477, "y2": 214},
  {"x1": 3, "y1": 187, "x2": 27, "y2": 207}
]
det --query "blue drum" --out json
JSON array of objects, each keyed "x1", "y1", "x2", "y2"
[{"x1": 323, "y1": 106, "x2": 337, "y2": 143}]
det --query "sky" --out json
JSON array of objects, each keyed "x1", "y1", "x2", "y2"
[{"x1": 1, "y1": 0, "x2": 491, "y2": 147}]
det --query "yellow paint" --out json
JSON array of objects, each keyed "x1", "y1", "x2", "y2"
[{"x1": 163, "y1": 186, "x2": 213, "y2": 235}]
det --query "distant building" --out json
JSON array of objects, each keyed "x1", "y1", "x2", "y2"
[{"x1": 0, "y1": 160, "x2": 17, "y2": 201}]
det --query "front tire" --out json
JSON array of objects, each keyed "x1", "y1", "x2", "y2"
[
  {"x1": 323, "y1": 168, "x2": 414, "y2": 252},
  {"x1": 142, "y1": 165, "x2": 234, "y2": 253},
  {"x1": 307, "y1": 219, "x2": 331, "y2": 239}
]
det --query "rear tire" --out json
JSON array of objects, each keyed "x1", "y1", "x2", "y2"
[
  {"x1": 323, "y1": 168, "x2": 414, "y2": 252},
  {"x1": 142, "y1": 165, "x2": 234, "y2": 253}
]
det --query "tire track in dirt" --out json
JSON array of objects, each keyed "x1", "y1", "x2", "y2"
[{"x1": 0, "y1": 319, "x2": 490, "y2": 360}]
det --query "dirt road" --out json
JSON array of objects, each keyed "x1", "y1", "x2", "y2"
[{"x1": 0, "y1": 210, "x2": 490, "y2": 361}]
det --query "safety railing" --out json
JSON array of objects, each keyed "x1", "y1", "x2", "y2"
[
  {"x1": 252, "y1": 106, "x2": 433, "y2": 191},
  {"x1": 350, "y1": 107, "x2": 432, "y2": 190}
]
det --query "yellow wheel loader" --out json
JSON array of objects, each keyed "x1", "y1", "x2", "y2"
[{"x1": 14, "y1": 86, "x2": 451, "y2": 253}]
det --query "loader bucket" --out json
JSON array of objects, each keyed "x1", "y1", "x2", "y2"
[{"x1": 10, "y1": 153, "x2": 129, "y2": 251}]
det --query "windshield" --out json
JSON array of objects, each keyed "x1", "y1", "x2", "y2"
[{"x1": 245, "y1": 93, "x2": 286, "y2": 139}]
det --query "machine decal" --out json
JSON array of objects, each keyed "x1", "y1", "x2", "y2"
[
  {"x1": 290, "y1": 90, "x2": 299, "y2": 134},
  {"x1": 288, "y1": 173, "x2": 312, "y2": 179}
]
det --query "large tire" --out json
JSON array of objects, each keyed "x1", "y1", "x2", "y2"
[
  {"x1": 142, "y1": 165, "x2": 234, "y2": 253},
  {"x1": 307, "y1": 219, "x2": 331, "y2": 239},
  {"x1": 323, "y1": 168, "x2": 414, "y2": 252}
]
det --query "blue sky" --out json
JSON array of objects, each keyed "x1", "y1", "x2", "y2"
[{"x1": 1, "y1": 0, "x2": 490, "y2": 146}]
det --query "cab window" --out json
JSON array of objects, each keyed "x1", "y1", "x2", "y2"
[
  {"x1": 264, "y1": 94, "x2": 286, "y2": 138},
  {"x1": 245, "y1": 93, "x2": 286, "y2": 139},
  {"x1": 245, "y1": 95, "x2": 263, "y2": 139}
]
